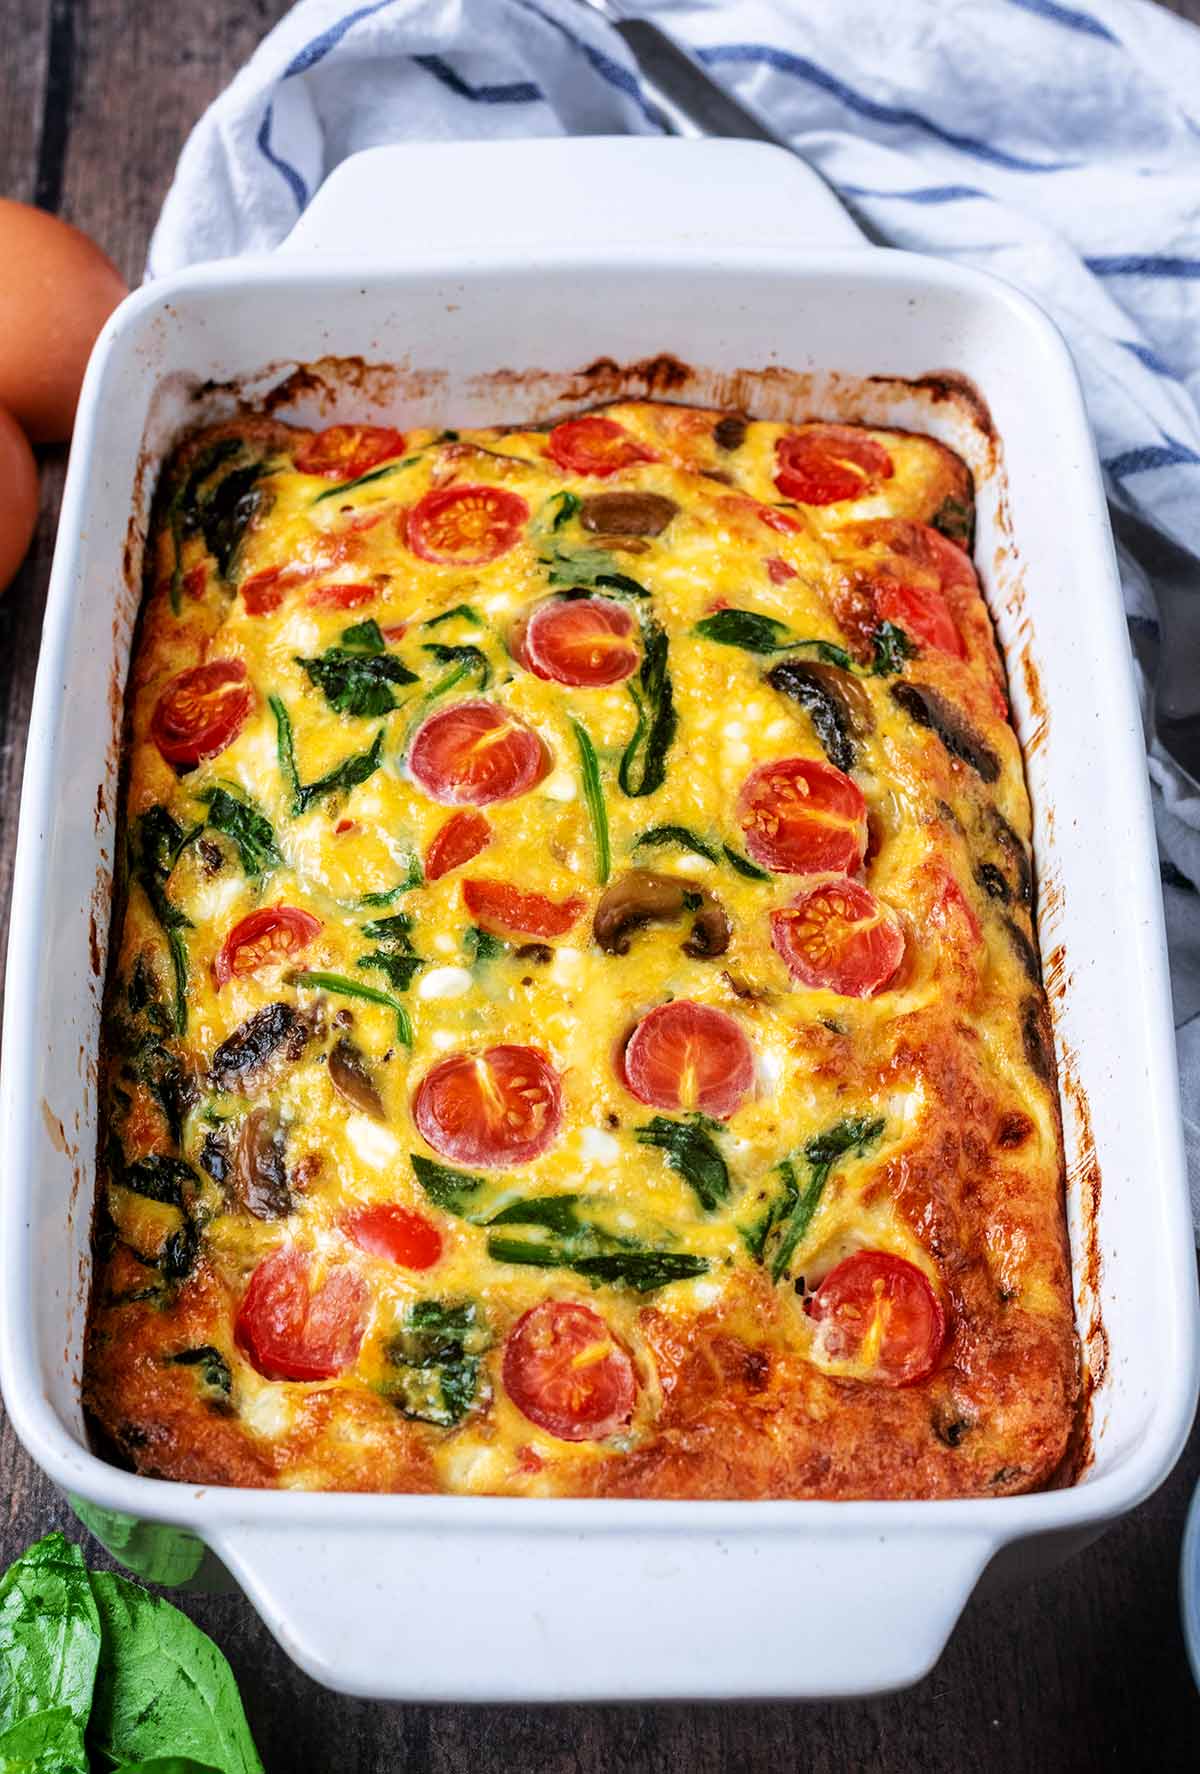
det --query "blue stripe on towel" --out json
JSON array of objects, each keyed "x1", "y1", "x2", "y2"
[
  {"x1": 841, "y1": 182, "x2": 988, "y2": 204},
  {"x1": 255, "y1": 102, "x2": 309, "y2": 209},
  {"x1": 509, "y1": 0, "x2": 663, "y2": 126},
  {"x1": 413, "y1": 54, "x2": 542, "y2": 104},
  {"x1": 1004, "y1": 0, "x2": 1119, "y2": 43},
  {"x1": 283, "y1": 0, "x2": 405, "y2": 76},
  {"x1": 697, "y1": 44, "x2": 1076, "y2": 171},
  {"x1": 1086, "y1": 254, "x2": 1200, "y2": 278},
  {"x1": 1105, "y1": 437, "x2": 1200, "y2": 477},
  {"x1": 1117, "y1": 338, "x2": 1176, "y2": 376}
]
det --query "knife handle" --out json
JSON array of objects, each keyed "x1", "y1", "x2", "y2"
[{"x1": 613, "y1": 18, "x2": 788, "y2": 145}]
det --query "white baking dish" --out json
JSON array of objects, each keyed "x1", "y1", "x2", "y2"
[{"x1": 2, "y1": 138, "x2": 1196, "y2": 1702}]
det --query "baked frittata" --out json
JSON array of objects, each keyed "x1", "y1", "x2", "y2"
[{"x1": 85, "y1": 402, "x2": 1080, "y2": 1497}]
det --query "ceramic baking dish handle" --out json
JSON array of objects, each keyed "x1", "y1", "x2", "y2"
[
  {"x1": 278, "y1": 137, "x2": 867, "y2": 260},
  {"x1": 212, "y1": 1516, "x2": 996, "y2": 1701}
]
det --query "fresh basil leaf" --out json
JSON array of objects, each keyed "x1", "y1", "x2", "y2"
[
  {"x1": 339, "y1": 619, "x2": 386, "y2": 653},
  {"x1": 722, "y1": 844, "x2": 771, "y2": 882},
  {"x1": 571, "y1": 718, "x2": 610, "y2": 884},
  {"x1": 194, "y1": 787, "x2": 280, "y2": 878},
  {"x1": 618, "y1": 618, "x2": 676, "y2": 799},
  {"x1": 871, "y1": 621, "x2": 914, "y2": 677},
  {"x1": 422, "y1": 603, "x2": 482, "y2": 630},
  {"x1": 0, "y1": 1534, "x2": 100, "y2": 1733},
  {"x1": 87, "y1": 1572, "x2": 264, "y2": 1774},
  {"x1": 0, "y1": 1707, "x2": 89, "y2": 1773},
  {"x1": 635, "y1": 1116, "x2": 730, "y2": 1211},
  {"x1": 634, "y1": 825, "x2": 720, "y2": 864},
  {"x1": 287, "y1": 969, "x2": 411, "y2": 1045},
  {"x1": 297, "y1": 646, "x2": 417, "y2": 718},
  {"x1": 410, "y1": 1153, "x2": 489, "y2": 1220}
]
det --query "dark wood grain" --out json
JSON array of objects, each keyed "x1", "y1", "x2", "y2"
[{"x1": 1, "y1": 2, "x2": 1200, "y2": 1768}]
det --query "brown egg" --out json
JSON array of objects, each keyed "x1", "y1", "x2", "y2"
[
  {"x1": 0, "y1": 404, "x2": 38, "y2": 593},
  {"x1": 0, "y1": 201, "x2": 127, "y2": 443}
]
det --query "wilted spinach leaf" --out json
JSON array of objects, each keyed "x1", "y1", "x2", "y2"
[
  {"x1": 635, "y1": 1116, "x2": 730, "y2": 1211},
  {"x1": 383, "y1": 1299, "x2": 491, "y2": 1427},
  {"x1": 194, "y1": 786, "x2": 280, "y2": 878}
]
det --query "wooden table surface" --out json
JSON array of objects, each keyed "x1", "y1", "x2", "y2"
[{"x1": 3, "y1": 1, "x2": 1200, "y2": 1767}]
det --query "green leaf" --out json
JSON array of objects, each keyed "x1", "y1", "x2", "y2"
[
  {"x1": 168, "y1": 1346, "x2": 233, "y2": 1410},
  {"x1": 634, "y1": 825, "x2": 720, "y2": 864},
  {"x1": 338, "y1": 619, "x2": 386, "y2": 653},
  {"x1": 357, "y1": 952, "x2": 423, "y2": 992},
  {"x1": 0, "y1": 1534, "x2": 100, "y2": 1733},
  {"x1": 571, "y1": 718, "x2": 610, "y2": 884},
  {"x1": 296, "y1": 646, "x2": 416, "y2": 718},
  {"x1": 539, "y1": 545, "x2": 650, "y2": 597},
  {"x1": 464, "y1": 925, "x2": 506, "y2": 965},
  {"x1": 356, "y1": 855, "x2": 423, "y2": 906},
  {"x1": 87, "y1": 1572, "x2": 264, "y2": 1774},
  {"x1": 618, "y1": 618, "x2": 676, "y2": 799},
  {"x1": 748, "y1": 1115, "x2": 886, "y2": 1282},
  {"x1": 694, "y1": 610, "x2": 853, "y2": 668},
  {"x1": 129, "y1": 809, "x2": 198, "y2": 1037},
  {"x1": 569, "y1": 1251, "x2": 709, "y2": 1291},
  {"x1": 120, "y1": 1155, "x2": 196, "y2": 1210},
  {"x1": 194, "y1": 787, "x2": 280, "y2": 878},
  {"x1": 166, "y1": 440, "x2": 241, "y2": 614},
  {"x1": 422, "y1": 604, "x2": 482, "y2": 630},
  {"x1": 0, "y1": 1707, "x2": 89, "y2": 1773},
  {"x1": 310, "y1": 461, "x2": 403, "y2": 505},
  {"x1": 199, "y1": 463, "x2": 271, "y2": 584},
  {"x1": 382, "y1": 1299, "x2": 491, "y2": 1427},
  {"x1": 484, "y1": 1195, "x2": 708, "y2": 1294},
  {"x1": 635, "y1": 1116, "x2": 730, "y2": 1211},
  {"x1": 721, "y1": 844, "x2": 771, "y2": 882},
  {"x1": 871, "y1": 621, "x2": 914, "y2": 677},
  {"x1": 287, "y1": 969, "x2": 412, "y2": 1045},
  {"x1": 410, "y1": 1153, "x2": 489, "y2": 1220},
  {"x1": 294, "y1": 729, "x2": 385, "y2": 815},
  {"x1": 268, "y1": 694, "x2": 299, "y2": 809},
  {"x1": 114, "y1": 1759, "x2": 223, "y2": 1773},
  {"x1": 420, "y1": 644, "x2": 491, "y2": 697},
  {"x1": 930, "y1": 493, "x2": 975, "y2": 551}
]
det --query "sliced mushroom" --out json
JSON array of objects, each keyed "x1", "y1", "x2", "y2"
[
  {"x1": 234, "y1": 1108, "x2": 292, "y2": 1220},
  {"x1": 713, "y1": 414, "x2": 748, "y2": 451},
  {"x1": 593, "y1": 870, "x2": 730, "y2": 959},
  {"x1": 766, "y1": 659, "x2": 874, "y2": 773},
  {"x1": 580, "y1": 492, "x2": 678, "y2": 537},
  {"x1": 890, "y1": 682, "x2": 1001, "y2": 784},
  {"x1": 210, "y1": 1002, "x2": 311, "y2": 1092},
  {"x1": 328, "y1": 1035, "x2": 386, "y2": 1121}
]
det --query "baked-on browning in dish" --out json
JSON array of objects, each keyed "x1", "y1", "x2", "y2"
[{"x1": 85, "y1": 403, "x2": 1079, "y2": 1497}]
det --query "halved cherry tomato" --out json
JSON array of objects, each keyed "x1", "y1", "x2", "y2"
[
  {"x1": 622, "y1": 1000, "x2": 754, "y2": 1120},
  {"x1": 306, "y1": 581, "x2": 376, "y2": 610},
  {"x1": 717, "y1": 494, "x2": 804, "y2": 536},
  {"x1": 874, "y1": 577, "x2": 964, "y2": 658},
  {"x1": 806, "y1": 1251, "x2": 946, "y2": 1387},
  {"x1": 502, "y1": 1300, "x2": 636, "y2": 1442},
  {"x1": 213, "y1": 905, "x2": 322, "y2": 988},
  {"x1": 463, "y1": 879, "x2": 584, "y2": 939},
  {"x1": 520, "y1": 596, "x2": 639, "y2": 687},
  {"x1": 408, "y1": 700, "x2": 546, "y2": 806},
  {"x1": 406, "y1": 484, "x2": 529, "y2": 566},
  {"x1": 766, "y1": 555, "x2": 797, "y2": 584},
  {"x1": 235, "y1": 1247, "x2": 368, "y2": 1382},
  {"x1": 771, "y1": 878, "x2": 904, "y2": 997},
  {"x1": 737, "y1": 757, "x2": 867, "y2": 876},
  {"x1": 548, "y1": 416, "x2": 656, "y2": 478},
  {"x1": 342, "y1": 1204, "x2": 442, "y2": 1271},
  {"x1": 241, "y1": 567, "x2": 286, "y2": 615},
  {"x1": 294, "y1": 425, "x2": 406, "y2": 480},
  {"x1": 150, "y1": 660, "x2": 254, "y2": 769},
  {"x1": 414, "y1": 1044, "x2": 563, "y2": 1167},
  {"x1": 774, "y1": 426, "x2": 894, "y2": 505},
  {"x1": 425, "y1": 809, "x2": 492, "y2": 880}
]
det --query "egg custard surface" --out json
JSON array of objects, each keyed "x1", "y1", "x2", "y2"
[{"x1": 85, "y1": 403, "x2": 1079, "y2": 1498}]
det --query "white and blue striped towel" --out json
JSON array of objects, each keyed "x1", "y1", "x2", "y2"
[{"x1": 149, "y1": 0, "x2": 1200, "y2": 1226}]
